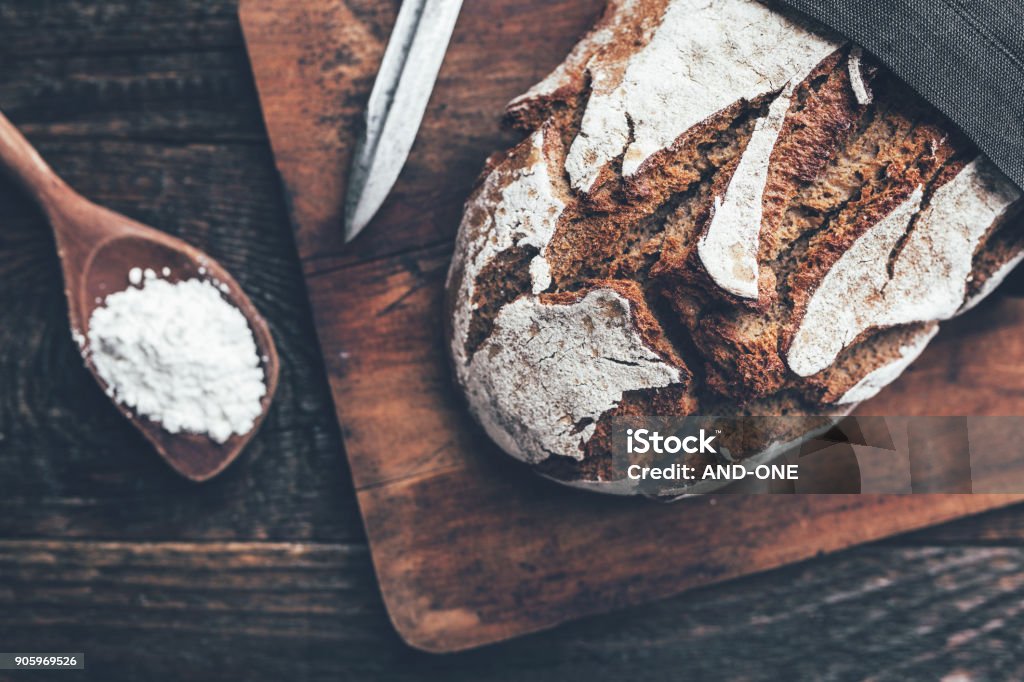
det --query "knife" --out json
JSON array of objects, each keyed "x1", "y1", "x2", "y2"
[{"x1": 343, "y1": 0, "x2": 464, "y2": 243}]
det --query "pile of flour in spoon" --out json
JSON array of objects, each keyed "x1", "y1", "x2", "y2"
[{"x1": 84, "y1": 268, "x2": 267, "y2": 443}]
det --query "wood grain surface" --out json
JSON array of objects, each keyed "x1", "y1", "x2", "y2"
[
  {"x1": 0, "y1": 0, "x2": 1022, "y2": 679},
  {"x1": 240, "y1": 0, "x2": 1024, "y2": 654}
]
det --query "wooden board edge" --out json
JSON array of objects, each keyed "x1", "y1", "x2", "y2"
[
  {"x1": 237, "y1": 0, "x2": 292, "y2": 231},
  {"x1": 362, "y1": 489, "x2": 1024, "y2": 653},
  {"x1": 237, "y1": 0, "x2": 262, "y2": 71}
]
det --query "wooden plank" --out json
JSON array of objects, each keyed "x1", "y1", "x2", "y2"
[
  {"x1": 0, "y1": 1, "x2": 242, "y2": 55},
  {"x1": 3, "y1": 536, "x2": 1024, "y2": 680},
  {"x1": 240, "y1": 0, "x2": 1024, "y2": 653},
  {"x1": 0, "y1": 0, "x2": 262, "y2": 143}
]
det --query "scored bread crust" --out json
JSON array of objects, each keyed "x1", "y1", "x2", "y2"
[{"x1": 446, "y1": 0, "x2": 1024, "y2": 493}]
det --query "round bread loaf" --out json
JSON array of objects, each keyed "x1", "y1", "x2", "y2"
[{"x1": 445, "y1": 0, "x2": 1024, "y2": 493}]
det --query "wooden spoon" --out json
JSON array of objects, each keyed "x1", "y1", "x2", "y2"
[{"x1": 0, "y1": 111, "x2": 280, "y2": 482}]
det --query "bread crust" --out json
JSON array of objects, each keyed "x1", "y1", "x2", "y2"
[{"x1": 446, "y1": 0, "x2": 1024, "y2": 493}]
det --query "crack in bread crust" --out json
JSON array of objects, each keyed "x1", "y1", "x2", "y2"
[{"x1": 446, "y1": 0, "x2": 1024, "y2": 492}]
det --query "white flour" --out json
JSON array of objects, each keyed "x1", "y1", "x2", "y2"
[{"x1": 87, "y1": 271, "x2": 267, "y2": 443}]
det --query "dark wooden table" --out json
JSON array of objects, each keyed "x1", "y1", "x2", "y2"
[{"x1": 2, "y1": 2, "x2": 1024, "y2": 679}]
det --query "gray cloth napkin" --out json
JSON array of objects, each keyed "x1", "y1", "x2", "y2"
[{"x1": 775, "y1": 0, "x2": 1024, "y2": 191}]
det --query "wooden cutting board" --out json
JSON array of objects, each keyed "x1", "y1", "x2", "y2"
[{"x1": 239, "y1": 0, "x2": 1024, "y2": 652}]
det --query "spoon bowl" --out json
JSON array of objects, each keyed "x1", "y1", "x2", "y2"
[
  {"x1": 0, "y1": 111, "x2": 280, "y2": 481},
  {"x1": 80, "y1": 230, "x2": 281, "y2": 482}
]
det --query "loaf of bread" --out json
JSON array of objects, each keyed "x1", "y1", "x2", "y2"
[{"x1": 445, "y1": 0, "x2": 1024, "y2": 493}]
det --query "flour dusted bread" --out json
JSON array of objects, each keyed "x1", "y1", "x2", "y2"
[{"x1": 446, "y1": 0, "x2": 1024, "y2": 493}]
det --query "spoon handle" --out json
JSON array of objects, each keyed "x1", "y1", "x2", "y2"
[{"x1": 0, "y1": 110, "x2": 70, "y2": 207}]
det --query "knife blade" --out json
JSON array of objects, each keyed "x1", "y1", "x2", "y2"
[{"x1": 343, "y1": 0, "x2": 464, "y2": 243}]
